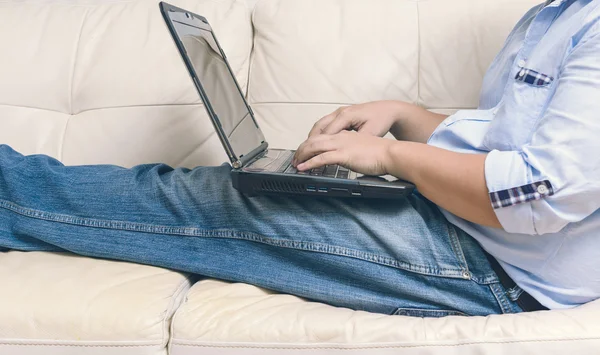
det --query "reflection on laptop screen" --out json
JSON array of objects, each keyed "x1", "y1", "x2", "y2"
[{"x1": 170, "y1": 13, "x2": 264, "y2": 160}]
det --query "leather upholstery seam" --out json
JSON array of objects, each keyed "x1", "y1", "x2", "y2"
[
  {"x1": 2, "y1": 336, "x2": 599, "y2": 348},
  {"x1": 68, "y1": 9, "x2": 87, "y2": 116},
  {"x1": 58, "y1": 116, "x2": 71, "y2": 162},
  {"x1": 170, "y1": 336, "x2": 600, "y2": 349},
  {"x1": 0, "y1": 1, "x2": 138, "y2": 7},
  {"x1": 59, "y1": 8, "x2": 87, "y2": 161},
  {"x1": 0, "y1": 103, "x2": 204, "y2": 116},
  {"x1": 0, "y1": 343, "x2": 161, "y2": 348},
  {"x1": 249, "y1": 102, "x2": 474, "y2": 109},
  {"x1": 161, "y1": 277, "x2": 193, "y2": 348},
  {"x1": 0, "y1": 102, "x2": 471, "y2": 113}
]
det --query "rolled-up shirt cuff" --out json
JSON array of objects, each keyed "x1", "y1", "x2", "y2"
[{"x1": 485, "y1": 149, "x2": 539, "y2": 235}]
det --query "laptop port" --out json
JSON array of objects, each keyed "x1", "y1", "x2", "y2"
[
  {"x1": 306, "y1": 186, "x2": 317, "y2": 192},
  {"x1": 351, "y1": 190, "x2": 362, "y2": 196},
  {"x1": 318, "y1": 187, "x2": 328, "y2": 193}
]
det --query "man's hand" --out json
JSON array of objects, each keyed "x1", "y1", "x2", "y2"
[
  {"x1": 308, "y1": 101, "x2": 406, "y2": 138},
  {"x1": 294, "y1": 100, "x2": 450, "y2": 175},
  {"x1": 308, "y1": 100, "x2": 449, "y2": 143},
  {"x1": 293, "y1": 131, "x2": 393, "y2": 176}
]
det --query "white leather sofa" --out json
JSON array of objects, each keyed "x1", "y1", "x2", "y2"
[{"x1": 1, "y1": 0, "x2": 599, "y2": 354}]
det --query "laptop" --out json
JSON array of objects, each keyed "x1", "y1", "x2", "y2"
[{"x1": 159, "y1": 2, "x2": 415, "y2": 199}]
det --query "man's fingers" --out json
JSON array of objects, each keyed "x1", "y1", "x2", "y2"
[
  {"x1": 308, "y1": 107, "x2": 343, "y2": 138},
  {"x1": 321, "y1": 107, "x2": 357, "y2": 135},
  {"x1": 308, "y1": 112, "x2": 337, "y2": 137},
  {"x1": 293, "y1": 136, "x2": 335, "y2": 166},
  {"x1": 297, "y1": 151, "x2": 343, "y2": 171}
]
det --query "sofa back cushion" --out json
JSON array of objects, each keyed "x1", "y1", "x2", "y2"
[
  {"x1": 0, "y1": 0, "x2": 251, "y2": 167},
  {"x1": 0, "y1": 0, "x2": 540, "y2": 166},
  {"x1": 248, "y1": 0, "x2": 539, "y2": 149}
]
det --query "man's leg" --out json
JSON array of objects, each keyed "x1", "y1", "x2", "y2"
[{"x1": 0, "y1": 145, "x2": 521, "y2": 316}]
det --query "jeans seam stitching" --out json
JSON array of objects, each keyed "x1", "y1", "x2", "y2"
[
  {"x1": 1, "y1": 199, "x2": 467, "y2": 279},
  {"x1": 446, "y1": 223, "x2": 469, "y2": 273},
  {"x1": 490, "y1": 282, "x2": 515, "y2": 314},
  {"x1": 446, "y1": 223, "x2": 499, "y2": 285}
]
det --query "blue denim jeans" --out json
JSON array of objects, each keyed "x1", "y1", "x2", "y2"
[{"x1": 0, "y1": 145, "x2": 522, "y2": 317}]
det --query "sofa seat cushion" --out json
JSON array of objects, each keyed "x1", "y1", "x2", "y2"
[
  {"x1": 0, "y1": 251, "x2": 193, "y2": 355},
  {"x1": 169, "y1": 279, "x2": 600, "y2": 355}
]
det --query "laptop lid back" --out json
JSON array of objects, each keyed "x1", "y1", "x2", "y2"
[{"x1": 160, "y1": 2, "x2": 267, "y2": 168}]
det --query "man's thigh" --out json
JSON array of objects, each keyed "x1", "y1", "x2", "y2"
[
  {"x1": 171, "y1": 165, "x2": 474, "y2": 277},
  {"x1": 148, "y1": 165, "x2": 518, "y2": 316}
]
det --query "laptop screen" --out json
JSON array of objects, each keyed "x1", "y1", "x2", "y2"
[{"x1": 165, "y1": 9, "x2": 265, "y2": 163}]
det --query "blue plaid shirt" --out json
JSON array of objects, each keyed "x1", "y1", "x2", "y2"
[{"x1": 428, "y1": 0, "x2": 600, "y2": 309}]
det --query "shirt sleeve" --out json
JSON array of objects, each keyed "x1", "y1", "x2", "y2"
[{"x1": 485, "y1": 23, "x2": 600, "y2": 235}]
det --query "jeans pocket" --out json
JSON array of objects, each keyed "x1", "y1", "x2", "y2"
[{"x1": 393, "y1": 307, "x2": 468, "y2": 318}]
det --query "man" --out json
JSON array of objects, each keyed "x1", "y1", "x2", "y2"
[{"x1": 1, "y1": 0, "x2": 598, "y2": 317}]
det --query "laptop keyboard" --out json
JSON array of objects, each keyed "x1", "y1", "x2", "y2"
[
  {"x1": 280, "y1": 154, "x2": 350, "y2": 179},
  {"x1": 249, "y1": 150, "x2": 351, "y2": 179},
  {"x1": 284, "y1": 164, "x2": 350, "y2": 179}
]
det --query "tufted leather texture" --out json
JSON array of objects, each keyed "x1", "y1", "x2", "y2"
[
  {"x1": 0, "y1": 0, "x2": 251, "y2": 168},
  {"x1": 2, "y1": 0, "x2": 600, "y2": 354},
  {"x1": 247, "y1": 0, "x2": 538, "y2": 149}
]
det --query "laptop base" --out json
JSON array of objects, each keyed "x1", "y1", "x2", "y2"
[{"x1": 231, "y1": 170, "x2": 413, "y2": 199}]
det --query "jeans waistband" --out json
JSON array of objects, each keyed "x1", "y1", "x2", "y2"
[{"x1": 483, "y1": 251, "x2": 548, "y2": 312}]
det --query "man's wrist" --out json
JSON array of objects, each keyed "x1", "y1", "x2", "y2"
[
  {"x1": 384, "y1": 140, "x2": 413, "y2": 181},
  {"x1": 389, "y1": 101, "x2": 413, "y2": 136},
  {"x1": 391, "y1": 103, "x2": 449, "y2": 143}
]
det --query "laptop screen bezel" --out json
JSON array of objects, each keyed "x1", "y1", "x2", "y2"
[{"x1": 160, "y1": 2, "x2": 268, "y2": 168}]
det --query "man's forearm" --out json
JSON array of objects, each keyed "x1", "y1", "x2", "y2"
[
  {"x1": 385, "y1": 141, "x2": 502, "y2": 228},
  {"x1": 389, "y1": 103, "x2": 448, "y2": 143}
]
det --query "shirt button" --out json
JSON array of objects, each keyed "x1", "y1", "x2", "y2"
[
  {"x1": 518, "y1": 59, "x2": 527, "y2": 67},
  {"x1": 537, "y1": 184, "x2": 549, "y2": 195}
]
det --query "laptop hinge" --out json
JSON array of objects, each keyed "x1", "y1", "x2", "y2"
[{"x1": 235, "y1": 141, "x2": 269, "y2": 168}]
